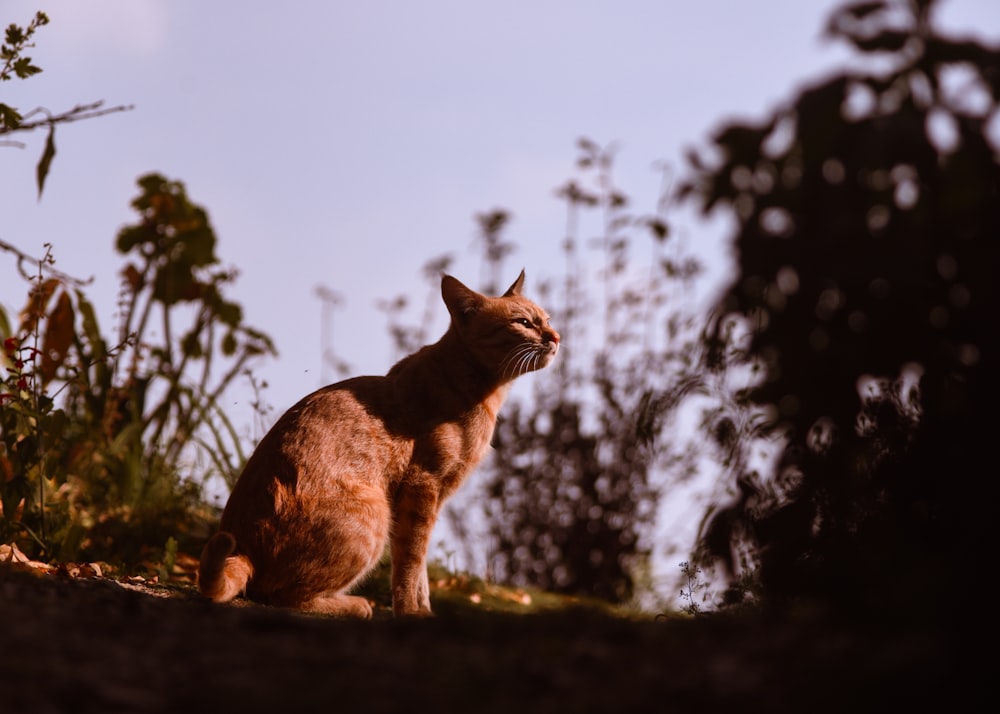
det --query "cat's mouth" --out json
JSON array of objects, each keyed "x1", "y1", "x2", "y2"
[
  {"x1": 542, "y1": 342, "x2": 558, "y2": 365},
  {"x1": 500, "y1": 342, "x2": 558, "y2": 379},
  {"x1": 532, "y1": 342, "x2": 559, "y2": 372}
]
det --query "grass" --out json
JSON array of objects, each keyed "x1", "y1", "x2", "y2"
[{"x1": 357, "y1": 558, "x2": 652, "y2": 620}]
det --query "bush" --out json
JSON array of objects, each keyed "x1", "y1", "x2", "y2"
[{"x1": 1, "y1": 175, "x2": 275, "y2": 565}]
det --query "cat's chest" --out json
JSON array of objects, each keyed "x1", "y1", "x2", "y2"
[{"x1": 415, "y1": 411, "x2": 496, "y2": 490}]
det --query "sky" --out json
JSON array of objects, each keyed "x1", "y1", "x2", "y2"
[
  {"x1": 3, "y1": 0, "x2": 999, "y2": 593},
  {"x1": 4, "y1": 0, "x2": 997, "y2": 408}
]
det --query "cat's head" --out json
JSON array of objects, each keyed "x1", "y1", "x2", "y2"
[{"x1": 441, "y1": 270, "x2": 559, "y2": 381}]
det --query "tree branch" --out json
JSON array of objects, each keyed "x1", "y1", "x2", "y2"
[
  {"x1": 0, "y1": 100, "x2": 133, "y2": 137},
  {"x1": 0, "y1": 237, "x2": 93, "y2": 285}
]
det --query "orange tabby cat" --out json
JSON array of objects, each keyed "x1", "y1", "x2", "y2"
[{"x1": 198, "y1": 271, "x2": 558, "y2": 617}]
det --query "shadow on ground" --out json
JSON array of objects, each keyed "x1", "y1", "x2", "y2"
[{"x1": 0, "y1": 566, "x2": 982, "y2": 713}]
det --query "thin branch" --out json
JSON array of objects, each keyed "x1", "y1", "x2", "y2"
[
  {"x1": 0, "y1": 101, "x2": 134, "y2": 137},
  {"x1": 0, "y1": 237, "x2": 93, "y2": 286}
]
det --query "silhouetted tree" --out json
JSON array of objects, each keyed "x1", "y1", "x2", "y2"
[{"x1": 684, "y1": 0, "x2": 1000, "y2": 617}]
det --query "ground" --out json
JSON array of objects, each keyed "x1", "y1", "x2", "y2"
[{"x1": 0, "y1": 557, "x2": 982, "y2": 713}]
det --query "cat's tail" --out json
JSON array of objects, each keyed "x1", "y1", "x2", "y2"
[{"x1": 197, "y1": 531, "x2": 253, "y2": 603}]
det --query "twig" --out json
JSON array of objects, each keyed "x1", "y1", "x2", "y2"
[
  {"x1": 0, "y1": 238, "x2": 93, "y2": 285},
  {"x1": 0, "y1": 101, "x2": 134, "y2": 137}
]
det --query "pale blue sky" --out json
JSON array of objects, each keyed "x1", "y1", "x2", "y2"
[{"x1": 5, "y1": 0, "x2": 997, "y2": 419}]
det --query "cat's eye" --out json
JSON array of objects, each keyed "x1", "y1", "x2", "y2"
[{"x1": 513, "y1": 317, "x2": 533, "y2": 328}]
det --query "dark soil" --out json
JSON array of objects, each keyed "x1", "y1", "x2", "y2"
[{"x1": 0, "y1": 566, "x2": 981, "y2": 713}]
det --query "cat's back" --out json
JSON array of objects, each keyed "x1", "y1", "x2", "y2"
[
  {"x1": 289, "y1": 375, "x2": 396, "y2": 429},
  {"x1": 233, "y1": 375, "x2": 411, "y2": 492},
  {"x1": 274, "y1": 374, "x2": 412, "y2": 449},
  {"x1": 217, "y1": 375, "x2": 405, "y2": 576}
]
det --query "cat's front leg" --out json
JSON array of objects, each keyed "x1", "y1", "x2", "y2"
[{"x1": 390, "y1": 481, "x2": 438, "y2": 616}]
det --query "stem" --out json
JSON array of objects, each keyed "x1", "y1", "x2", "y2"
[
  {"x1": 30, "y1": 246, "x2": 51, "y2": 545},
  {"x1": 562, "y1": 197, "x2": 577, "y2": 386},
  {"x1": 207, "y1": 348, "x2": 252, "y2": 406},
  {"x1": 199, "y1": 318, "x2": 215, "y2": 397},
  {"x1": 127, "y1": 256, "x2": 158, "y2": 359}
]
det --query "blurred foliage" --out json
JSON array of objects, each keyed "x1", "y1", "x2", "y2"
[
  {"x1": 682, "y1": 0, "x2": 1000, "y2": 617},
  {"x1": 473, "y1": 139, "x2": 734, "y2": 605},
  {"x1": 0, "y1": 175, "x2": 275, "y2": 565}
]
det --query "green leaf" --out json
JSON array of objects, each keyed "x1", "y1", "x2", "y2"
[
  {"x1": 74, "y1": 290, "x2": 107, "y2": 362},
  {"x1": 217, "y1": 300, "x2": 242, "y2": 327},
  {"x1": 849, "y1": 29, "x2": 911, "y2": 53},
  {"x1": 37, "y1": 393, "x2": 54, "y2": 416},
  {"x1": 180, "y1": 224, "x2": 218, "y2": 267},
  {"x1": 5, "y1": 24, "x2": 25, "y2": 46},
  {"x1": 181, "y1": 331, "x2": 203, "y2": 358},
  {"x1": 153, "y1": 263, "x2": 199, "y2": 304},
  {"x1": 110, "y1": 422, "x2": 144, "y2": 455},
  {"x1": 12, "y1": 56, "x2": 42, "y2": 79},
  {"x1": 221, "y1": 331, "x2": 237, "y2": 356},
  {"x1": 647, "y1": 218, "x2": 670, "y2": 242},
  {"x1": 41, "y1": 407, "x2": 67, "y2": 436},
  {"x1": 36, "y1": 125, "x2": 56, "y2": 199},
  {"x1": 0, "y1": 102, "x2": 22, "y2": 130},
  {"x1": 0, "y1": 304, "x2": 11, "y2": 339},
  {"x1": 115, "y1": 225, "x2": 150, "y2": 254},
  {"x1": 712, "y1": 121, "x2": 773, "y2": 165},
  {"x1": 243, "y1": 326, "x2": 277, "y2": 355}
]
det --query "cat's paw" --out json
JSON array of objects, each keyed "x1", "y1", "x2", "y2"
[
  {"x1": 306, "y1": 593, "x2": 374, "y2": 619},
  {"x1": 392, "y1": 604, "x2": 435, "y2": 618}
]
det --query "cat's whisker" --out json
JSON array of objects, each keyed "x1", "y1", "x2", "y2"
[
  {"x1": 517, "y1": 351, "x2": 535, "y2": 377},
  {"x1": 501, "y1": 344, "x2": 541, "y2": 380},
  {"x1": 524, "y1": 349, "x2": 541, "y2": 375},
  {"x1": 522, "y1": 346, "x2": 545, "y2": 377},
  {"x1": 500, "y1": 344, "x2": 534, "y2": 380},
  {"x1": 500, "y1": 353, "x2": 520, "y2": 380},
  {"x1": 501, "y1": 351, "x2": 522, "y2": 380}
]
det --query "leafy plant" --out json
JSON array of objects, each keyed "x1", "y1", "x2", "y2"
[
  {"x1": 479, "y1": 139, "x2": 720, "y2": 605},
  {"x1": 0, "y1": 11, "x2": 49, "y2": 122},
  {"x1": 0, "y1": 175, "x2": 276, "y2": 564},
  {"x1": 0, "y1": 10, "x2": 131, "y2": 197},
  {"x1": 0, "y1": 245, "x2": 66, "y2": 550},
  {"x1": 677, "y1": 561, "x2": 710, "y2": 615}
]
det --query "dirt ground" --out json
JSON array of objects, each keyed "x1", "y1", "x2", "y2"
[{"x1": 0, "y1": 564, "x2": 982, "y2": 714}]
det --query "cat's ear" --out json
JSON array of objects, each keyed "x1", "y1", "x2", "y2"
[
  {"x1": 502, "y1": 269, "x2": 526, "y2": 297},
  {"x1": 442, "y1": 275, "x2": 485, "y2": 321}
]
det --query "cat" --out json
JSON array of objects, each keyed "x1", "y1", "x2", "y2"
[{"x1": 198, "y1": 270, "x2": 559, "y2": 617}]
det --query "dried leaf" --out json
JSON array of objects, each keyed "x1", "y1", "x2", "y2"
[
  {"x1": 36, "y1": 124, "x2": 56, "y2": 199},
  {"x1": 40, "y1": 289, "x2": 74, "y2": 383},
  {"x1": 0, "y1": 542, "x2": 53, "y2": 572}
]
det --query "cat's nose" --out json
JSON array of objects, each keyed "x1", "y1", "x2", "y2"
[{"x1": 544, "y1": 329, "x2": 560, "y2": 346}]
